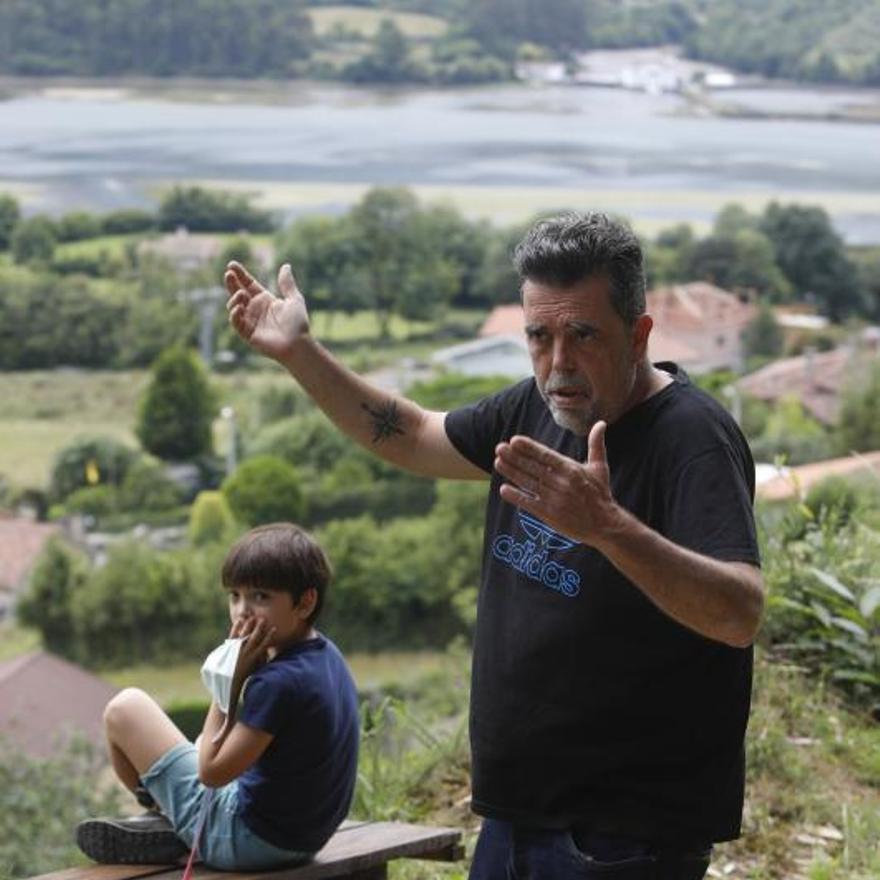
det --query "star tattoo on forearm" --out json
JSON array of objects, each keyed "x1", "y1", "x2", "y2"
[{"x1": 361, "y1": 401, "x2": 406, "y2": 444}]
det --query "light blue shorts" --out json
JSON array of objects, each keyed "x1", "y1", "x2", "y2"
[{"x1": 141, "y1": 742, "x2": 313, "y2": 871}]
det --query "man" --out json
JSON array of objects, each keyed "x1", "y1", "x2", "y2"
[{"x1": 225, "y1": 212, "x2": 764, "y2": 880}]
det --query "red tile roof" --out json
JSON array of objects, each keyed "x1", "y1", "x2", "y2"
[
  {"x1": 479, "y1": 304, "x2": 524, "y2": 338},
  {"x1": 0, "y1": 517, "x2": 59, "y2": 593},
  {"x1": 757, "y1": 451, "x2": 880, "y2": 502},
  {"x1": 0, "y1": 651, "x2": 118, "y2": 759},
  {"x1": 736, "y1": 346, "x2": 876, "y2": 426}
]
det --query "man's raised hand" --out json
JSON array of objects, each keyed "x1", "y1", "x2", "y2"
[
  {"x1": 225, "y1": 261, "x2": 310, "y2": 362},
  {"x1": 494, "y1": 420, "x2": 617, "y2": 547}
]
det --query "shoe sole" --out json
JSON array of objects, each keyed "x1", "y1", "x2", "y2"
[{"x1": 76, "y1": 819, "x2": 188, "y2": 864}]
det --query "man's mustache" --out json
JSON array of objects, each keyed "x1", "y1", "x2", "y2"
[{"x1": 544, "y1": 373, "x2": 591, "y2": 394}]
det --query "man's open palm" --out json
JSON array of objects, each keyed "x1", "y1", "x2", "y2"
[{"x1": 225, "y1": 261, "x2": 310, "y2": 360}]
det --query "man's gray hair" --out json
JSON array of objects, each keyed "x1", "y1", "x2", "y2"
[{"x1": 513, "y1": 212, "x2": 646, "y2": 325}]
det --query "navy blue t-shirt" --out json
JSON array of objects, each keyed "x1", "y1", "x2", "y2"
[{"x1": 237, "y1": 634, "x2": 359, "y2": 852}]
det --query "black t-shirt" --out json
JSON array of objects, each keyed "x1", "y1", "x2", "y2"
[{"x1": 445, "y1": 365, "x2": 760, "y2": 845}]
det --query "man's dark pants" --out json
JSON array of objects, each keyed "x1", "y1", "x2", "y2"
[{"x1": 469, "y1": 819, "x2": 711, "y2": 880}]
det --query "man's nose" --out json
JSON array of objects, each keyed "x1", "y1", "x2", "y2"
[{"x1": 551, "y1": 336, "x2": 574, "y2": 372}]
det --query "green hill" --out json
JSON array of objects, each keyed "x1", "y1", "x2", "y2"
[{"x1": 685, "y1": 0, "x2": 880, "y2": 84}]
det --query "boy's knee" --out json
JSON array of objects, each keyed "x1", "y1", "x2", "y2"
[{"x1": 104, "y1": 687, "x2": 150, "y2": 733}]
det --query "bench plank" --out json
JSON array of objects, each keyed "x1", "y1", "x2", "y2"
[
  {"x1": 30, "y1": 866, "x2": 180, "y2": 880},
  {"x1": 27, "y1": 821, "x2": 462, "y2": 880},
  {"x1": 190, "y1": 821, "x2": 462, "y2": 880}
]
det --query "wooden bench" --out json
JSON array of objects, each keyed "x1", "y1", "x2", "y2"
[{"x1": 30, "y1": 821, "x2": 464, "y2": 880}]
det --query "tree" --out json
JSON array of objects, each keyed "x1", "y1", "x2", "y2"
[
  {"x1": 16, "y1": 538, "x2": 83, "y2": 656},
  {"x1": 11, "y1": 215, "x2": 56, "y2": 264},
  {"x1": 343, "y1": 18, "x2": 417, "y2": 83},
  {"x1": 0, "y1": 193, "x2": 20, "y2": 249},
  {"x1": 189, "y1": 490, "x2": 236, "y2": 546},
  {"x1": 158, "y1": 186, "x2": 274, "y2": 233},
  {"x1": 0, "y1": 739, "x2": 123, "y2": 877},
  {"x1": 760, "y1": 202, "x2": 865, "y2": 319},
  {"x1": 742, "y1": 300, "x2": 784, "y2": 359},
  {"x1": 686, "y1": 229, "x2": 790, "y2": 298},
  {"x1": 221, "y1": 455, "x2": 305, "y2": 526},
  {"x1": 136, "y1": 347, "x2": 216, "y2": 460},
  {"x1": 836, "y1": 360, "x2": 880, "y2": 454},
  {"x1": 49, "y1": 436, "x2": 138, "y2": 502}
]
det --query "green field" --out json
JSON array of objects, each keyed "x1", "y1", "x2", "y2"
[
  {"x1": 308, "y1": 5, "x2": 448, "y2": 39},
  {"x1": 0, "y1": 305, "x2": 485, "y2": 490},
  {"x1": 102, "y1": 650, "x2": 453, "y2": 706}
]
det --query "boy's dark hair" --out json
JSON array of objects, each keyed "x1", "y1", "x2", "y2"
[
  {"x1": 513, "y1": 211, "x2": 646, "y2": 326},
  {"x1": 221, "y1": 523, "x2": 331, "y2": 624}
]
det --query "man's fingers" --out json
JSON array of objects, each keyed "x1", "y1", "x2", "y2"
[
  {"x1": 277, "y1": 263, "x2": 299, "y2": 300},
  {"x1": 587, "y1": 420, "x2": 608, "y2": 466},
  {"x1": 226, "y1": 290, "x2": 249, "y2": 313},
  {"x1": 226, "y1": 261, "x2": 263, "y2": 295}
]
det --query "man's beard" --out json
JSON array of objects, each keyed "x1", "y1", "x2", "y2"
[{"x1": 537, "y1": 372, "x2": 597, "y2": 435}]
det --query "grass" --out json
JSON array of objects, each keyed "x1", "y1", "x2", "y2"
[
  {"x1": 186, "y1": 177, "x2": 880, "y2": 236},
  {"x1": 308, "y1": 5, "x2": 448, "y2": 39},
  {"x1": 103, "y1": 650, "x2": 452, "y2": 707},
  {"x1": 0, "y1": 305, "x2": 485, "y2": 491},
  {"x1": 54, "y1": 231, "x2": 275, "y2": 262}
]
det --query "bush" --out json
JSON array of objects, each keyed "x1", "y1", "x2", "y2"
[
  {"x1": 166, "y1": 700, "x2": 210, "y2": 741},
  {"x1": 101, "y1": 208, "x2": 156, "y2": 235},
  {"x1": 49, "y1": 436, "x2": 138, "y2": 502},
  {"x1": 136, "y1": 347, "x2": 216, "y2": 461},
  {"x1": 0, "y1": 193, "x2": 21, "y2": 250},
  {"x1": 119, "y1": 460, "x2": 184, "y2": 512},
  {"x1": 11, "y1": 215, "x2": 56, "y2": 264},
  {"x1": 55, "y1": 211, "x2": 102, "y2": 242},
  {"x1": 248, "y1": 413, "x2": 352, "y2": 474},
  {"x1": 0, "y1": 737, "x2": 123, "y2": 877},
  {"x1": 158, "y1": 186, "x2": 275, "y2": 234},
  {"x1": 63, "y1": 484, "x2": 120, "y2": 518},
  {"x1": 760, "y1": 498, "x2": 880, "y2": 712},
  {"x1": 221, "y1": 456, "x2": 306, "y2": 526},
  {"x1": 189, "y1": 490, "x2": 237, "y2": 546}
]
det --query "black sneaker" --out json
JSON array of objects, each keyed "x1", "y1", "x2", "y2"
[{"x1": 76, "y1": 813, "x2": 189, "y2": 864}]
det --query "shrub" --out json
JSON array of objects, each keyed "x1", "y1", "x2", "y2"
[
  {"x1": 0, "y1": 737, "x2": 123, "y2": 877},
  {"x1": 49, "y1": 436, "x2": 138, "y2": 502},
  {"x1": 11, "y1": 215, "x2": 56, "y2": 264},
  {"x1": 101, "y1": 208, "x2": 156, "y2": 235},
  {"x1": 119, "y1": 460, "x2": 184, "y2": 512},
  {"x1": 63, "y1": 484, "x2": 120, "y2": 518},
  {"x1": 136, "y1": 347, "x2": 216, "y2": 461},
  {"x1": 221, "y1": 456, "x2": 305, "y2": 526},
  {"x1": 189, "y1": 490, "x2": 237, "y2": 546},
  {"x1": 166, "y1": 700, "x2": 210, "y2": 741}
]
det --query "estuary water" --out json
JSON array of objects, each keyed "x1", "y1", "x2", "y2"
[{"x1": 1, "y1": 79, "x2": 879, "y2": 241}]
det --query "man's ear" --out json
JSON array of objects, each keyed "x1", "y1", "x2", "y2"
[
  {"x1": 631, "y1": 314, "x2": 653, "y2": 361},
  {"x1": 295, "y1": 587, "x2": 318, "y2": 620}
]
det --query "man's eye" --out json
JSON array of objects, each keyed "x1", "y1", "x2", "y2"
[
  {"x1": 253, "y1": 591, "x2": 269, "y2": 602},
  {"x1": 526, "y1": 329, "x2": 546, "y2": 342}
]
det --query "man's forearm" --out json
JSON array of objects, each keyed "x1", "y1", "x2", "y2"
[
  {"x1": 277, "y1": 335, "x2": 481, "y2": 480},
  {"x1": 594, "y1": 506, "x2": 764, "y2": 648}
]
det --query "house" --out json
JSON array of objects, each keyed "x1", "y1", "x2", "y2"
[
  {"x1": 0, "y1": 515, "x2": 59, "y2": 621},
  {"x1": 137, "y1": 227, "x2": 273, "y2": 275},
  {"x1": 431, "y1": 336, "x2": 531, "y2": 380},
  {"x1": 645, "y1": 282, "x2": 756, "y2": 373},
  {"x1": 736, "y1": 332, "x2": 879, "y2": 426},
  {"x1": 757, "y1": 451, "x2": 880, "y2": 502},
  {"x1": 0, "y1": 651, "x2": 117, "y2": 759}
]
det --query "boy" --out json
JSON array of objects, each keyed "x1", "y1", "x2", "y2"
[{"x1": 76, "y1": 523, "x2": 360, "y2": 871}]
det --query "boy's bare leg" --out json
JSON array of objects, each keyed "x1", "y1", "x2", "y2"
[{"x1": 104, "y1": 688, "x2": 188, "y2": 793}]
